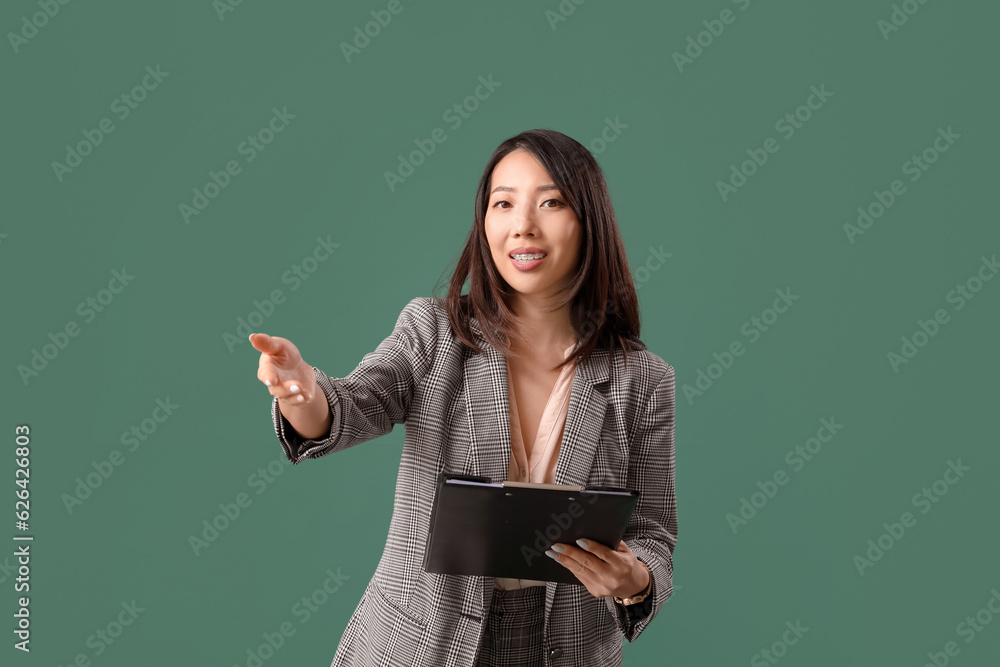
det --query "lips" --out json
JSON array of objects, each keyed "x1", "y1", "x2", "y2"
[
  {"x1": 509, "y1": 247, "x2": 547, "y2": 257},
  {"x1": 509, "y1": 254, "x2": 547, "y2": 271}
]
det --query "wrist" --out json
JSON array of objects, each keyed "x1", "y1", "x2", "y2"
[
  {"x1": 632, "y1": 561, "x2": 651, "y2": 596},
  {"x1": 615, "y1": 561, "x2": 651, "y2": 605}
]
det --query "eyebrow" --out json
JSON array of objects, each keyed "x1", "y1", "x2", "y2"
[{"x1": 490, "y1": 184, "x2": 561, "y2": 195}]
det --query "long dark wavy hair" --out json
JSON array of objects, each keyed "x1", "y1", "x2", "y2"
[{"x1": 434, "y1": 128, "x2": 646, "y2": 373}]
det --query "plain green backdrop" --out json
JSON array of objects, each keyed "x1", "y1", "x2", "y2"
[{"x1": 3, "y1": 0, "x2": 998, "y2": 664}]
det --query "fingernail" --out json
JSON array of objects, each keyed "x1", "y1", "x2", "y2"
[
  {"x1": 248, "y1": 334, "x2": 254, "y2": 341},
  {"x1": 551, "y1": 544, "x2": 565, "y2": 553},
  {"x1": 289, "y1": 385, "x2": 300, "y2": 393},
  {"x1": 297, "y1": 395, "x2": 305, "y2": 403},
  {"x1": 545, "y1": 550, "x2": 559, "y2": 560},
  {"x1": 265, "y1": 380, "x2": 272, "y2": 387},
  {"x1": 576, "y1": 539, "x2": 589, "y2": 549}
]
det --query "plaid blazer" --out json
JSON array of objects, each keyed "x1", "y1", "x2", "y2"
[{"x1": 271, "y1": 297, "x2": 678, "y2": 666}]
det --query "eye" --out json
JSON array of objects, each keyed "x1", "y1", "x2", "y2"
[{"x1": 490, "y1": 198, "x2": 564, "y2": 209}]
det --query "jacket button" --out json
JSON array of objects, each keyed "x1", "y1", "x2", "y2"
[{"x1": 548, "y1": 647, "x2": 563, "y2": 658}]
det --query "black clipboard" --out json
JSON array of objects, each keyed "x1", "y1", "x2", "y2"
[{"x1": 422, "y1": 471, "x2": 640, "y2": 585}]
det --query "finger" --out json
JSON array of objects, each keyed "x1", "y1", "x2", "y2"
[
  {"x1": 545, "y1": 547, "x2": 601, "y2": 595},
  {"x1": 249, "y1": 332, "x2": 284, "y2": 355},
  {"x1": 257, "y1": 360, "x2": 283, "y2": 388},
  {"x1": 272, "y1": 382, "x2": 315, "y2": 404},
  {"x1": 548, "y1": 542, "x2": 604, "y2": 574},
  {"x1": 574, "y1": 538, "x2": 618, "y2": 560},
  {"x1": 278, "y1": 393, "x2": 311, "y2": 405},
  {"x1": 568, "y1": 539, "x2": 622, "y2": 573},
  {"x1": 546, "y1": 545, "x2": 583, "y2": 572},
  {"x1": 256, "y1": 352, "x2": 304, "y2": 386},
  {"x1": 255, "y1": 365, "x2": 312, "y2": 401}
]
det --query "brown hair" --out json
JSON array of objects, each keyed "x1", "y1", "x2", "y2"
[{"x1": 434, "y1": 128, "x2": 646, "y2": 373}]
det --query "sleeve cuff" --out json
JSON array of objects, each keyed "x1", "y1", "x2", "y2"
[
  {"x1": 272, "y1": 366, "x2": 342, "y2": 464},
  {"x1": 603, "y1": 550, "x2": 670, "y2": 642}
]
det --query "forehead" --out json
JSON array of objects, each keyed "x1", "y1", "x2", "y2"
[{"x1": 491, "y1": 149, "x2": 553, "y2": 185}]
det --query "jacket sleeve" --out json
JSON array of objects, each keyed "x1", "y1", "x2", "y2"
[
  {"x1": 603, "y1": 364, "x2": 677, "y2": 642},
  {"x1": 271, "y1": 297, "x2": 437, "y2": 464}
]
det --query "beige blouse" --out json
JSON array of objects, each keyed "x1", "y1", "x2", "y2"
[{"x1": 494, "y1": 339, "x2": 580, "y2": 591}]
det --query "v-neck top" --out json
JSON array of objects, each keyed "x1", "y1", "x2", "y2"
[{"x1": 494, "y1": 339, "x2": 580, "y2": 591}]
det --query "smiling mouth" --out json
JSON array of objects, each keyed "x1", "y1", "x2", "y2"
[
  {"x1": 509, "y1": 254, "x2": 547, "y2": 271},
  {"x1": 510, "y1": 252, "x2": 547, "y2": 261}
]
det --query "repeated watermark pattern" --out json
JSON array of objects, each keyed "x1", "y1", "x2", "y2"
[
  {"x1": 750, "y1": 619, "x2": 809, "y2": 667},
  {"x1": 545, "y1": 0, "x2": 592, "y2": 31},
  {"x1": 188, "y1": 454, "x2": 292, "y2": 556},
  {"x1": 632, "y1": 245, "x2": 671, "y2": 290},
  {"x1": 7, "y1": 0, "x2": 76, "y2": 54},
  {"x1": 232, "y1": 566, "x2": 349, "y2": 667},
  {"x1": 51, "y1": 65, "x2": 170, "y2": 183},
  {"x1": 340, "y1": 0, "x2": 416, "y2": 62},
  {"x1": 877, "y1": 0, "x2": 935, "y2": 41},
  {"x1": 53, "y1": 600, "x2": 145, "y2": 664},
  {"x1": 716, "y1": 84, "x2": 834, "y2": 202},
  {"x1": 682, "y1": 288, "x2": 800, "y2": 405},
  {"x1": 886, "y1": 254, "x2": 997, "y2": 373},
  {"x1": 61, "y1": 397, "x2": 180, "y2": 514},
  {"x1": 584, "y1": 116, "x2": 628, "y2": 157},
  {"x1": 521, "y1": 494, "x2": 601, "y2": 567},
  {"x1": 178, "y1": 106, "x2": 296, "y2": 224},
  {"x1": 4, "y1": 3, "x2": 994, "y2": 661},
  {"x1": 852, "y1": 459, "x2": 970, "y2": 576},
  {"x1": 918, "y1": 587, "x2": 1000, "y2": 666},
  {"x1": 214, "y1": 0, "x2": 247, "y2": 21},
  {"x1": 222, "y1": 235, "x2": 341, "y2": 352},
  {"x1": 16, "y1": 267, "x2": 136, "y2": 387},
  {"x1": 726, "y1": 417, "x2": 844, "y2": 534},
  {"x1": 384, "y1": 74, "x2": 501, "y2": 191},
  {"x1": 672, "y1": 0, "x2": 757, "y2": 73},
  {"x1": 844, "y1": 126, "x2": 960, "y2": 244}
]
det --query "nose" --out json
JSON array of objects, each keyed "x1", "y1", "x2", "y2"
[{"x1": 512, "y1": 208, "x2": 539, "y2": 236}]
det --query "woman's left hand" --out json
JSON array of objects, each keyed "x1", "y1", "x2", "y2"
[{"x1": 546, "y1": 539, "x2": 649, "y2": 599}]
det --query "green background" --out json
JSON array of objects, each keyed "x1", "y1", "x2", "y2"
[{"x1": 3, "y1": 0, "x2": 998, "y2": 664}]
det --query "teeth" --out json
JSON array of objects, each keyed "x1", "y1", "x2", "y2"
[{"x1": 512, "y1": 253, "x2": 545, "y2": 261}]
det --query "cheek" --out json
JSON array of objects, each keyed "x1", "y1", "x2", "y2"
[
  {"x1": 561, "y1": 226, "x2": 582, "y2": 265},
  {"x1": 484, "y1": 225, "x2": 506, "y2": 266},
  {"x1": 483, "y1": 219, "x2": 500, "y2": 251}
]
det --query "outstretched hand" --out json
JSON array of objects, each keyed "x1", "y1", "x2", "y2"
[
  {"x1": 249, "y1": 332, "x2": 318, "y2": 405},
  {"x1": 545, "y1": 539, "x2": 649, "y2": 599}
]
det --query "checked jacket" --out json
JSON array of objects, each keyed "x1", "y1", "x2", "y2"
[{"x1": 270, "y1": 296, "x2": 678, "y2": 666}]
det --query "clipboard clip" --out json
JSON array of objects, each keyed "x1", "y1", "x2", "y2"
[{"x1": 500, "y1": 480, "x2": 584, "y2": 492}]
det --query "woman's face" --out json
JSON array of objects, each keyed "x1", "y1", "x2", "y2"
[{"x1": 484, "y1": 149, "x2": 582, "y2": 303}]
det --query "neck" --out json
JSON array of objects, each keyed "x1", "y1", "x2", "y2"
[{"x1": 507, "y1": 292, "x2": 577, "y2": 355}]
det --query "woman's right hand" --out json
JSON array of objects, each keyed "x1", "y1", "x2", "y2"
[{"x1": 249, "y1": 333, "x2": 318, "y2": 406}]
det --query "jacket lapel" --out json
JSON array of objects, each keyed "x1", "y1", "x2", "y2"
[
  {"x1": 462, "y1": 315, "x2": 611, "y2": 486},
  {"x1": 461, "y1": 313, "x2": 612, "y2": 625}
]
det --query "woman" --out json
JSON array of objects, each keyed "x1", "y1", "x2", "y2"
[{"x1": 250, "y1": 129, "x2": 677, "y2": 666}]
